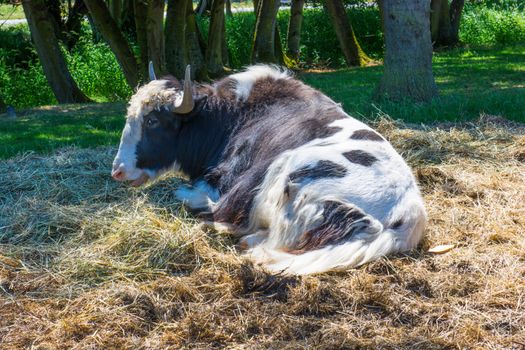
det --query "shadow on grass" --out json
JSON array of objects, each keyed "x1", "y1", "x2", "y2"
[{"x1": 302, "y1": 44, "x2": 525, "y2": 123}]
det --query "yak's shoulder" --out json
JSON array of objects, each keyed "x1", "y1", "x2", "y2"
[{"x1": 210, "y1": 65, "x2": 323, "y2": 105}]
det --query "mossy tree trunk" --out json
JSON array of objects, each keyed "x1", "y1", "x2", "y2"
[
  {"x1": 134, "y1": 0, "x2": 149, "y2": 82},
  {"x1": 186, "y1": 0, "x2": 208, "y2": 80},
  {"x1": 286, "y1": 0, "x2": 305, "y2": 62},
  {"x1": 430, "y1": 0, "x2": 464, "y2": 47},
  {"x1": 84, "y1": 0, "x2": 140, "y2": 88},
  {"x1": 324, "y1": 0, "x2": 371, "y2": 67},
  {"x1": 252, "y1": 0, "x2": 281, "y2": 63},
  {"x1": 22, "y1": 0, "x2": 91, "y2": 103},
  {"x1": 206, "y1": 0, "x2": 226, "y2": 77},
  {"x1": 375, "y1": 0, "x2": 438, "y2": 102},
  {"x1": 147, "y1": 0, "x2": 166, "y2": 76}
]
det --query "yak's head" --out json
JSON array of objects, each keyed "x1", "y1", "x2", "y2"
[{"x1": 111, "y1": 64, "x2": 203, "y2": 186}]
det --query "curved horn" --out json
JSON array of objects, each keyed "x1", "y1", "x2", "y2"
[
  {"x1": 148, "y1": 61, "x2": 157, "y2": 81},
  {"x1": 173, "y1": 65, "x2": 194, "y2": 114}
]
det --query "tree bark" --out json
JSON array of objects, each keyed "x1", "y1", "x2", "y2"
[
  {"x1": 165, "y1": 0, "x2": 188, "y2": 79},
  {"x1": 147, "y1": 0, "x2": 166, "y2": 76},
  {"x1": 252, "y1": 0, "x2": 281, "y2": 63},
  {"x1": 196, "y1": 0, "x2": 211, "y2": 15},
  {"x1": 64, "y1": 0, "x2": 88, "y2": 50},
  {"x1": 22, "y1": 0, "x2": 90, "y2": 103},
  {"x1": 431, "y1": 0, "x2": 464, "y2": 47},
  {"x1": 286, "y1": 0, "x2": 304, "y2": 61},
  {"x1": 134, "y1": 0, "x2": 148, "y2": 82},
  {"x1": 225, "y1": 0, "x2": 233, "y2": 17},
  {"x1": 84, "y1": 0, "x2": 140, "y2": 88},
  {"x1": 109, "y1": 0, "x2": 122, "y2": 26},
  {"x1": 449, "y1": 0, "x2": 464, "y2": 44},
  {"x1": 206, "y1": 0, "x2": 226, "y2": 77},
  {"x1": 221, "y1": 12, "x2": 230, "y2": 67},
  {"x1": 186, "y1": 0, "x2": 208, "y2": 80},
  {"x1": 375, "y1": 0, "x2": 438, "y2": 102},
  {"x1": 324, "y1": 0, "x2": 371, "y2": 67}
]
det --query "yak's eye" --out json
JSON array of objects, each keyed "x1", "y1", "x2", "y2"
[{"x1": 146, "y1": 117, "x2": 159, "y2": 128}]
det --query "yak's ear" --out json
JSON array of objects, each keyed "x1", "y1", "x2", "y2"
[
  {"x1": 149, "y1": 61, "x2": 157, "y2": 81},
  {"x1": 178, "y1": 95, "x2": 208, "y2": 123}
]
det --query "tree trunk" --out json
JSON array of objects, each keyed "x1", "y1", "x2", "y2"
[
  {"x1": 286, "y1": 0, "x2": 304, "y2": 61},
  {"x1": 196, "y1": 0, "x2": 211, "y2": 15},
  {"x1": 430, "y1": 0, "x2": 442, "y2": 42},
  {"x1": 375, "y1": 0, "x2": 438, "y2": 102},
  {"x1": 449, "y1": 0, "x2": 464, "y2": 44},
  {"x1": 221, "y1": 12, "x2": 230, "y2": 67},
  {"x1": 206, "y1": 0, "x2": 226, "y2": 77},
  {"x1": 324, "y1": 0, "x2": 371, "y2": 67},
  {"x1": 84, "y1": 0, "x2": 140, "y2": 88},
  {"x1": 147, "y1": 0, "x2": 166, "y2": 75},
  {"x1": 165, "y1": 0, "x2": 188, "y2": 79},
  {"x1": 121, "y1": 0, "x2": 137, "y2": 38},
  {"x1": 64, "y1": 0, "x2": 88, "y2": 50},
  {"x1": 186, "y1": 0, "x2": 208, "y2": 80},
  {"x1": 22, "y1": 0, "x2": 90, "y2": 103},
  {"x1": 225, "y1": 0, "x2": 233, "y2": 16},
  {"x1": 134, "y1": 0, "x2": 148, "y2": 82},
  {"x1": 431, "y1": 0, "x2": 464, "y2": 47},
  {"x1": 274, "y1": 25, "x2": 285, "y2": 65},
  {"x1": 252, "y1": 0, "x2": 281, "y2": 63},
  {"x1": 109, "y1": 0, "x2": 122, "y2": 26}
]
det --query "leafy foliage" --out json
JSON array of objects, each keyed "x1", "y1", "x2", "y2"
[
  {"x1": 0, "y1": 24, "x2": 131, "y2": 108},
  {"x1": 461, "y1": 5, "x2": 525, "y2": 45},
  {"x1": 1, "y1": 6, "x2": 524, "y2": 108}
]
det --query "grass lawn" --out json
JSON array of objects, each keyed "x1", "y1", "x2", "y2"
[
  {"x1": 0, "y1": 4, "x2": 24, "y2": 20},
  {"x1": 0, "y1": 45, "x2": 523, "y2": 159},
  {"x1": 302, "y1": 45, "x2": 525, "y2": 123}
]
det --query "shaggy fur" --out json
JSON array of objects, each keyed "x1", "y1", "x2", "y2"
[{"x1": 112, "y1": 65, "x2": 427, "y2": 275}]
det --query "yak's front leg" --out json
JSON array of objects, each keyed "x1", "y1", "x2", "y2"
[{"x1": 175, "y1": 179, "x2": 220, "y2": 213}]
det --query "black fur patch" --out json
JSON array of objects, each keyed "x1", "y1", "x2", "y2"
[
  {"x1": 288, "y1": 201, "x2": 371, "y2": 254},
  {"x1": 390, "y1": 219, "x2": 403, "y2": 230},
  {"x1": 350, "y1": 129, "x2": 384, "y2": 141},
  {"x1": 136, "y1": 109, "x2": 181, "y2": 171},
  {"x1": 343, "y1": 150, "x2": 378, "y2": 167},
  {"x1": 289, "y1": 160, "x2": 347, "y2": 183}
]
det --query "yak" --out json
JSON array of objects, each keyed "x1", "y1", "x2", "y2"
[{"x1": 111, "y1": 64, "x2": 426, "y2": 275}]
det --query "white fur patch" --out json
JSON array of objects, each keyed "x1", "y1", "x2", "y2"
[
  {"x1": 113, "y1": 79, "x2": 185, "y2": 180},
  {"x1": 229, "y1": 65, "x2": 291, "y2": 101},
  {"x1": 238, "y1": 116, "x2": 427, "y2": 275},
  {"x1": 175, "y1": 180, "x2": 219, "y2": 210}
]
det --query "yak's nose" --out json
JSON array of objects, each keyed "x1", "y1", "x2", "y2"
[{"x1": 112, "y1": 164, "x2": 126, "y2": 181}]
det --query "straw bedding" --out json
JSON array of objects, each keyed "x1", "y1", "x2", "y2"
[{"x1": 1, "y1": 115, "x2": 524, "y2": 349}]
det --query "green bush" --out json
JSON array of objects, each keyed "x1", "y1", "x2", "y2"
[
  {"x1": 460, "y1": 6, "x2": 525, "y2": 46},
  {"x1": 0, "y1": 24, "x2": 131, "y2": 108},
  {"x1": 1, "y1": 5, "x2": 525, "y2": 109}
]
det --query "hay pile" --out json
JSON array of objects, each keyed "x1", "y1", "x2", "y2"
[{"x1": 1, "y1": 115, "x2": 524, "y2": 349}]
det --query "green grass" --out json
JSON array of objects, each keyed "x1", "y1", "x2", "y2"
[
  {"x1": 0, "y1": 103, "x2": 125, "y2": 159},
  {"x1": 0, "y1": 4, "x2": 24, "y2": 20},
  {"x1": 1, "y1": 45, "x2": 524, "y2": 159},
  {"x1": 302, "y1": 45, "x2": 525, "y2": 123}
]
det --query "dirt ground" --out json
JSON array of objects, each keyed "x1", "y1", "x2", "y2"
[{"x1": 1, "y1": 115, "x2": 524, "y2": 349}]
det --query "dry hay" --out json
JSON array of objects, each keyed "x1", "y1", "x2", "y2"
[{"x1": 1, "y1": 115, "x2": 525, "y2": 349}]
